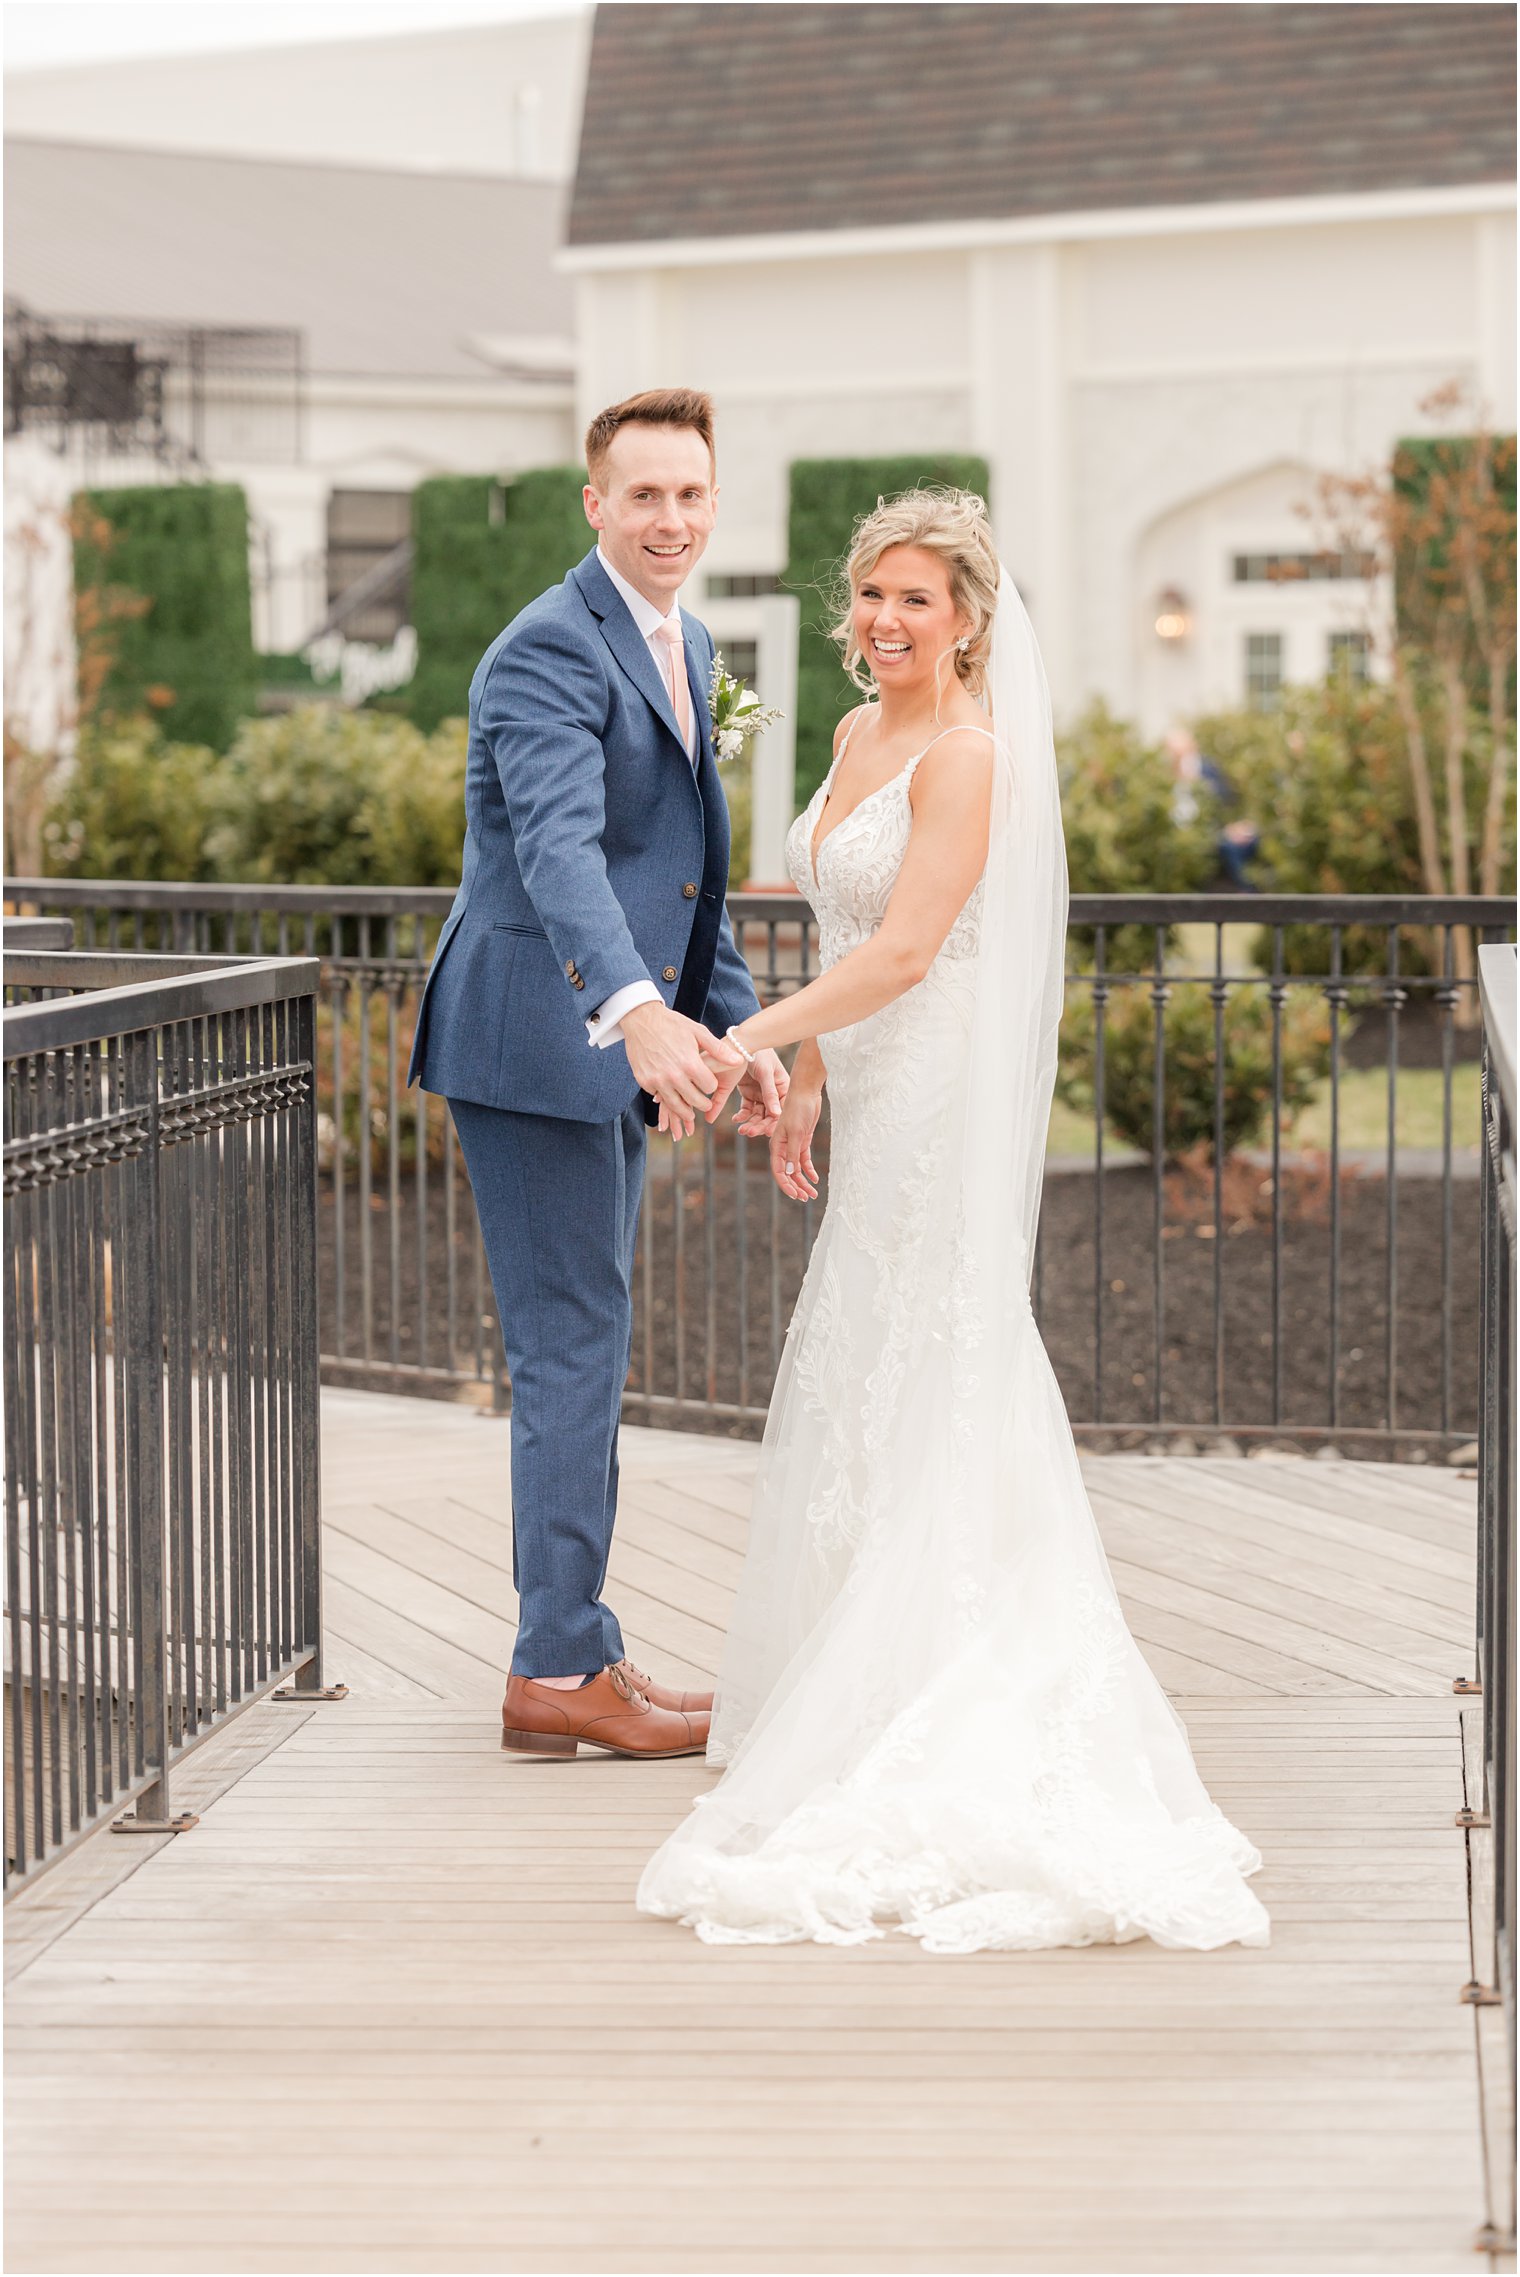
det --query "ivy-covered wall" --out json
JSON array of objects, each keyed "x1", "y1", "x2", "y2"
[
  {"x1": 71, "y1": 483, "x2": 257, "y2": 752},
  {"x1": 408, "y1": 468, "x2": 590, "y2": 730},
  {"x1": 783, "y1": 454, "x2": 992, "y2": 805}
]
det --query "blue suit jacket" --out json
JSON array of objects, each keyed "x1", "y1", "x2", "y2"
[{"x1": 408, "y1": 548, "x2": 762, "y2": 1123}]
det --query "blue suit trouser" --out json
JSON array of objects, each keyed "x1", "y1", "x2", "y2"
[{"x1": 447, "y1": 1096, "x2": 646, "y2": 1677}]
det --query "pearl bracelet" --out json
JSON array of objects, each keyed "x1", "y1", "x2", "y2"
[{"x1": 725, "y1": 1027, "x2": 756, "y2": 1066}]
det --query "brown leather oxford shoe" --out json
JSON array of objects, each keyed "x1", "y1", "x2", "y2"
[
  {"x1": 617, "y1": 1658, "x2": 715, "y2": 1715},
  {"x1": 502, "y1": 1662, "x2": 709, "y2": 1759}
]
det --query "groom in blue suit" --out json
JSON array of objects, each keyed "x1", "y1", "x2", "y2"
[{"x1": 410, "y1": 389, "x2": 787, "y2": 1758}]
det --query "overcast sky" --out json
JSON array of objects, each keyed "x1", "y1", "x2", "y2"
[{"x1": 4, "y1": 0, "x2": 581, "y2": 73}]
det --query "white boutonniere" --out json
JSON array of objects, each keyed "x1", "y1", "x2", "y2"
[{"x1": 708, "y1": 653, "x2": 783, "y2": 763}]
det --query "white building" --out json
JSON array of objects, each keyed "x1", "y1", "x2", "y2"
[
  {"x1": 565, "y1": 2, "x2": 1517, "y2": 733},
  {"x1": 6, "y1": 1, "x2": 1516, "y2": 759},
  {"x1": 3, "y1": 12, "x2": 589, "y2": 750},
  {"x1": 3, "y1": 11, "x2": 589, "y2": 185}
]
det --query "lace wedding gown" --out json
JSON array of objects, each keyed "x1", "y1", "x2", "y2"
[{"x1": 636, "y1": 719, "x2": 1270, "y2": 1954}]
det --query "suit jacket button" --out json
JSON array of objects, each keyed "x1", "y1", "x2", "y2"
[
  {"x1": 682, "y1": 882, "x2": 698, "y2": 898},
  {"x1": 564, "y1": 959, "x2": 576, "y2": 978},
  {"x1": 573, "y1": 976, "x2": 585, "y2": 991},
  {"x1": 662, "y1": 965, "x2": 678, "y2": 983}
]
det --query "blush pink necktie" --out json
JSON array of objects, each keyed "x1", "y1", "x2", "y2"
[{"x1": 654, "y1": 619, "x2": 692, "y2": 750}]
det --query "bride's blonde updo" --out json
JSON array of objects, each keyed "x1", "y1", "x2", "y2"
[{"x1": 830, "y1": 486, "x2": 1000, "y2": 700}]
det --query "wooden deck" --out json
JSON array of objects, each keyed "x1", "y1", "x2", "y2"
[{"x1": 6, "y1": 1389, "x2": 1509, "y2": 2275}]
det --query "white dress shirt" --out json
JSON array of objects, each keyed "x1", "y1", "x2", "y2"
[{"x1": 586, "y1": 547, "x2": 699, "y2": 1049}]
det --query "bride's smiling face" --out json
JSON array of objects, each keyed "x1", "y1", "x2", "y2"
[{"x1": 853, "y1": 545, "x2": 968, "y2": 695}]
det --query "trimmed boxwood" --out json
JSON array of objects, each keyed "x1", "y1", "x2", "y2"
[
  {"x1": 72, "y1": 482, "x2": 257, "y2": 751},
  {"x1": 783, "y1": 454, "x2": 991, "y2": 806},
  {"x1": 408, "y1": 468, "x2": 590, "y2": 730},
  {"x1": 1055, "y1": 979, "x2": 1333, "y2": 1165}
]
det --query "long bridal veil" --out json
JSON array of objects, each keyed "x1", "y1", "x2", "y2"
[{"x1": 637, "y1": 568, "x2": 1271, "y2": 1953}]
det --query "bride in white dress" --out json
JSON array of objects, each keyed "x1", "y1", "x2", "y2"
[{"x1": 637, "y1": 488, "x2": 1269, "y2": 1954}]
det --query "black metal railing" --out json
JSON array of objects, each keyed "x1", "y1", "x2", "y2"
[
  {"x1": 1474, "y1": 943, "x2": 1516, "y2": 2079},
  {"x1": 6, "y1": 880, "x2": 1513, "y2": 1453},
  {"x1": 3, "y1": 948, "x2": 327, "y2": 1890}
]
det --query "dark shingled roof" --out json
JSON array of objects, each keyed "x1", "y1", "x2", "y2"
[{"x1": 568, "y1": 1, "x2": 1516, "y2": 246}]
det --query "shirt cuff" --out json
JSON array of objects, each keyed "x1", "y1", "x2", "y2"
[{"x1": 587, "y1": 979, "x2": 662, "y2": 1049}]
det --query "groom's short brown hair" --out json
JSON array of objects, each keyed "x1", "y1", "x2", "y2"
[{"x1": 584, "y1": 388, "x2": 716, "y2": 488}]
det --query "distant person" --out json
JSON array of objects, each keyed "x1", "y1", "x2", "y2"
[{"x1": 1165, "y1": 724, "x2": 1261, "y2": 890}]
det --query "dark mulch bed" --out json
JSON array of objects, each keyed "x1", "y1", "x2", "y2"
[
  {"x1": 1339, "y1": 994, "x2": 1486, "y2": 1070},
  {"x1": 317, "y1": 1118, "x2": 1480, "y2": 1462}
]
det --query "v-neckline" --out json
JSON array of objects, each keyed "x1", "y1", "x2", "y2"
[
  {"x1": 808, "y1": 714, "x2": 1000, "y2": 881},
  {"x1": 809, "y1": 764, "x2": 913, "y2": 884}
]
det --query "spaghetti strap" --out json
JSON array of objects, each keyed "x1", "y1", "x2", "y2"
[
  {"x1": 818, "y1": 704, "x2": 874, "y2": 802},
  {"x1": 834, "y1": 705, "x2": 873, "y2": 763},
  {"x1": 903, "y1": 722, "x2": 996, "y2": 783}
]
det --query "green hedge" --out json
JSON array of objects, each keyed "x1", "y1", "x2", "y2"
[
  {"x1": 408, "y1": 468, "x2": 589, "y2": 730},
  {"x1": 72, "y1": 483, "x2": 257, "y2": 751},
  {"x1": 42, "y1": 709, "x2": 468, "y2": 890},
  {"x1": 783, "y1": 454, "x2": 991, "y2": 806}
]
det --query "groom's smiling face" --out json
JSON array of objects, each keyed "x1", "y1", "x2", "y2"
[{"x1": 583, "y1": 424, "x2": 718, "y2": 607}]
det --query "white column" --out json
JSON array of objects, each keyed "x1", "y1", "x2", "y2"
[
  {"x1": 701, "y1": 594, "x2": 799, "y2": 886},
  {"x1": 969, "y1": 241, "x2": 1073, "y2": 713},
  {"x1": 574, "y1": 270, "x2": 662, "y2": 436},
  {"x1": 1475, "y1": 210, "x2": 1518, "y2": 429},
  {"x1": 747, "y1": 593, "x2": 799, "y2": 885}
]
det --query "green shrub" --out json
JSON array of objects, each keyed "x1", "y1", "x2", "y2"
[
  {"x1": 1057, "y1": 980, "x2": 1331, "y2": 1163},
  {"x1": 1055, "y1": 701, "x2": 1218, "y2": 967},
  {"x1": 1194, "y1": 676, "x2": 1513, "y2": 977},
  {"x1": 207, "y1": 708, "x2": 467, "y2": 887},
  {"x1": 41, "y1": 718, "x2": 228, "y2": 881},
  {"x1": 41, "y1": 707, "x2": 468, "y2": 889},
  {"x1": 783, "y1": 454, "x2": 991, "y2": 806},
  {"x1": 408, "y1": 468, "x2": 589, "y2": 730},
  {"x1": 72, "y1": 483, "x2": 257, "y2": 750}
]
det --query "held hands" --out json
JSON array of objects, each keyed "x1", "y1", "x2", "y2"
[
  {"x1": 768, "y1": 1080, "x2": 822, "y2": 1202},
  {"x1": 698, "y1": 1040, "x2": 788, "y2": 1139},
  {"x1": 621, "y1": 1002, "x2": 731, "y2": 1141},
  {"x1": 622, "y1": 1001, "x2": 790, "y2": 1144}
]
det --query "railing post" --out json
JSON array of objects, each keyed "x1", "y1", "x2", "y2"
[
  {"x1": 1469, "y1": 946, "x2": 1517, "y2": 2141},
  {"x1": 111, "y1": 1029, "x2": 195, "y2": 1835},
  {"x1": 272, "y1": 990, "x2": 344, "y2": 1700}
]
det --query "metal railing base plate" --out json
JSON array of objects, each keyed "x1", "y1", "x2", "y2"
[{"x1": 110, "y1": 1812, "x2": 200, "y2": 1836}]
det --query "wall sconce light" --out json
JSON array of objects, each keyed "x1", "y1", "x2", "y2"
[{"x1": 1154, "y1": 586, "x2": 1191, "y2": 643}]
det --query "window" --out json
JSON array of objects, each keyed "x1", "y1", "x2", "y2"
[
  {"x1": 1244, "y1": 632, "x2": 1283, "y2": 710},
  {"x1": 325, "y1": 490, "x2": 411, "y2": 642},
  {"x1": 706, "y1": 572, "x2": 781, "y2": 599},
  {"x1": 716, "y1": 639, "x2": 759, "y2": 688},
  {"x1": 1328, "y1": 629, "x2": 1371, "y2": 683},
  {"x1": 1232, "y1": 550, "x2": 1374, "y2": 585}
]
